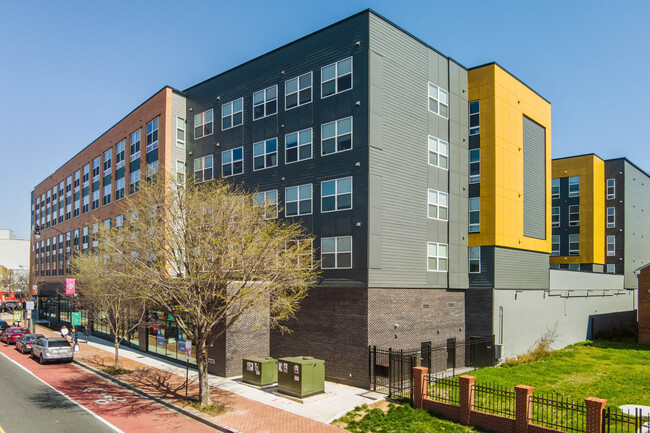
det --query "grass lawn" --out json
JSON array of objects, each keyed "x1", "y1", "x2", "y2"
[
  {"x1": 333, "y1": 401, "x2": 486, "y2": 433},
  {"x1": 470, "y1": 341, "x2": 650, "y2": 408}
]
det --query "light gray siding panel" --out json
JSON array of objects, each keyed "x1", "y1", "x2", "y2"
[
  {"x1": 367, "y1": 15, "x2": 468, "y2": 289},
  {"x1": 522, "y1": 116, "x2": 546, "y2": 239},
  {"x1": 494, "y1": 247, "x2": 549, "y2": 289},
  {"x1": 623, "y1": 161, "x2": 650, "y2": 288},
  {"x1": 171, "y1": 93, "x2": 187, "y2": 178}
]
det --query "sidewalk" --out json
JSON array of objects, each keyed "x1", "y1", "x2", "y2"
[{"x1": 9, "y1": 315, "x2": 382, "y2": 433}]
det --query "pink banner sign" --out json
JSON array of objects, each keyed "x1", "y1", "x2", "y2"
[{"x1": 65, "y1": 278, "x2": 76, "y2": 295}]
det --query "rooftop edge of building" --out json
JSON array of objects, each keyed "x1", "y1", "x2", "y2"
[
  {"x1": 552, "y1": 154, "x2": 650, "y2": 178},
  {"x1": 469, "y1": 62, "x2": 551, "y2": 105}
]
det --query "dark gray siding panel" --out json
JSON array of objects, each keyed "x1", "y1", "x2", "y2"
[
  {"x1": 523, "y1": 116, "x2": 546, "y2": 239},
  {"x1": 494, "y1": 247, "x2": 549, "y2": 289},
  {"x1": 469, "y1": 246, "x2": 494, "y2": 288}
]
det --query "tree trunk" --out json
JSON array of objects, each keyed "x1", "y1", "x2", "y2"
[
  {"x1": 114, "y1": 334, "x2": 120, "y2": 368},
  {"x1": 195, "y1": 333, "x2": 212, "y2": 406}
]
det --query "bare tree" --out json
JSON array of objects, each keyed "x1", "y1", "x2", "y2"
[{"x1": 84, "y1": 175, "x2": 318, "y2": 406}]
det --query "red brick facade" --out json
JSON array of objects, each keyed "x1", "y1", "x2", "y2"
[{"x1": 638, "y1": 265, "x2": 650, "y2": 344}]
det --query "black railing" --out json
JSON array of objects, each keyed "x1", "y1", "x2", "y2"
[
  {"x1": 603, "y1": 407, "x2": 650, "y2": 433},
  {"x1": 530, "y1": 392, "x2": 586, "y2": 433},
  {"x1": 427, "y1": 372, "x2": 460, "y2": 405},
  {"x1": 473, "y1": 382, "x2": 516, "y2": 418}
]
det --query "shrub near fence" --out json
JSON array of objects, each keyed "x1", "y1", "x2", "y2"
[{"x1": 412, "y1": 367, "x2": 641, "y2": 433}]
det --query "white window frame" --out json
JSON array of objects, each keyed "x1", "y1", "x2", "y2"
[
  {"x1": 221, "y1": 98, "x2": 243, "y2": 130},
  {"x1": 606, "y1": 264, "x2": 615, "y2": 274},
  {"x1": 82, "y1": 164, "x2": 89, "y2": 187},
  {"x1": 607, "y1": 207, "x2": 615, "y2": 228},
  {"x1": 427, "y1": 242, "x2": 448, "y2": 272},
  {"x1": 469, "y1": 100, "x2": 480, "y2": 135},
  {"x1": 551, "y1": 235, "x2": 560, "y2": 256},
  {"x1": 253, "y1": 190, "x2": 278, "y2": 219},
  {"x1": 253, "y1": 138, "x2": 278, "y2": 171},
  {"x1": 129, "y1": 169, "x2": 140, "y2": 194},
  {"x1": 321, "y1": 57, "x2": 352, "y2": 98},
  {"x1": 194, "y1": 155, "x2": 213, "y2": 184},
  {"x1": 285, "y1": 184, "x2": 312, "y2": 217},
  {"x1": 116, "y1": 140, "x2": 125, "y2": 169},
  {"x1": 607, "y1": 235, "x2": 615, "y2": 256},
  {"x1": 285, "y1": 72, "x2": 312, "y2": 110},
  {"x1": 176, "y1": 117, "x2": 185, "y2": 148},
  {"x1": 569, "y1": 205, "x2": 580, "y2": 227},
  {"x1": 469, "y1": 246, "x2": 480, "y2": 273},
  {"x1": 115, "y1": 177, "x2": 125, "y2": 200},
  {"x1": 606, "y1": 178, "x2": 615, "y2": 200},
  {"x1": 321, "y1": 236, "x2": 352, "y2": 269},
  {"x1": 427, "y1": 189, "x2": 448, "y2": 221},
  {"x1": 569, "y1": 234, "x2": 580, "y2": 255},
  {"x1": 222, "y1": 147, "x2": 244, "y2": 178},
  {"x1": 552, "y1": 178, "x2": 560, "y2": 199},
  {"x1": 103, "y1": 149, "x2": 112, "y2": 176},
  {"x1": 552, "y1": 207, "x2": 560, "y2": 228},
  {"x1": 469, "y1": 197, "x2": 480, "y2": 233},
  {"x1": 103, "y1": 182, "x2": 111, "y2": 205},
  {"x1": 568, "y1": 176, "x2": 580, "y2": 198},
  {"x1": 321, "y1": 177, "x2": 352, "y2": 213},
  {"x1": 253, "y1": 85, "x2": 277, "y2": 120},
  {"x1": 146, "y1": 117, "x2": 159, "y2": 152},
  {"x1": 285, "y1": 128, "x2": 312, "y2": 164},
  {"x1": 285, "y1": 239, "x2": 313, "y2": 269},
  {"x1": 194, "y1": 109, "x2": 213, "y2": 139},
  {"x1": 428, "y1": 135, "x2": 449, "y2": 170},
  {"x1": 92, "y1": 158, "x2": 100, "y2": 183},
  {"x1": 130, "y1": 130, "x2": 141, "y2": 162},
  {"x1": 469, "y1": 148, "x2": 480, "y2": 183},
  {"x1": 176, "y1": 160, "x2": 185, "y2": 186},
  {"x1": 321, "y1": 117, "x2": 352, "y2": 156},
  {"x1": 428, "y1": 82, "x2": 449, "y2": 119}
]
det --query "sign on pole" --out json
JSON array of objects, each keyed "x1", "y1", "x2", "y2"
[
  {"x1": 25, "y1": 301, "x2": 34, "y2": 310},
  {"x1": 25, "y1": 310, "x2": 32, "y2": 320},
  {"x1": 71, "y1": 312, "x2": 81, "y2": 326},
  {"x1": 65, "y1": 278, "x2": 76, "y2": 295},
  {"x1": 185, "y1": 341, "x2": 192, "y2": 361},
  {"x1": 32, "y1": 285, "x2": 38, "y2": 295},
  {"x1": 13, "y1": 310, "x2": 23, "y2": 322}
]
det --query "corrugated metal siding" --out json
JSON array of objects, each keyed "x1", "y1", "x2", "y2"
[
  {"x1": 522, "y1": 116, "x2": 546, "y2": 239},
  {"x1": 494, "y1": 247, "x2": 549, "y2": 289},
  {"x1": 469, "y1": 246, "x2": 494, "y2": 288},
  {"x1": 171, "y1": 93, "x2": 187, "y2": 176},
  {"x1": 623, "y1": 161, "x2": 650, "y2": 288},
  {"x1": 367, "y1": 15, "x2": 468, "y2": 289}
]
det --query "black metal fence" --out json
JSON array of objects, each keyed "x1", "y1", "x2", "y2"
[
  {"x1": 473, "y1": 382, "x2": 516, "y2": 418},
  {"x1": 427, "y1": 372, "x2": 460, "y2": 405},
  {"x1": 529, "y1": 393, "x2": 586, "y2": 433},
  {"x1": 368, "y1": 347, "x2": 415, "y2": 401},
  {"x1": 603, "y1": 407, "x2": 650, "y2": 433}
]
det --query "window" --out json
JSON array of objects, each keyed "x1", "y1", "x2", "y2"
[
  {"x1": 115, "y1": 177, "x2": 125, "y2": 200},
  {"x1": 146, "y1": 160, "x2": 158, "y2": 184},
  {"x1": 194, "y1": 155, "x2": 213, "y2": 183},
  {"x1": 285, "y1": 184, "x2": 312, "y2": 216},
  {"x1": 92, "y1": 157, "x2": 100, "y2": 182},
  {"x1": 427, "y1": 242, "x2": 448, "y2": 272},
  {"x1": 568, "y1": 176, "x2": 580, "y2": 197},
  {"x1": 74, "y1": 170, "x2": 80, "y2": 189},
  {"x1": 176, "y1": 161, "x2": 185, "y2": 185},
  {"x1": 469, "y1": 246, "x2": 480, "y2": 273},
  {"x1": 130, "y1": 130, "x2": 141, "y2": 161},
  {"x1": 428, "y1": 136, "x2": 449, "y2": 170},
  {"x1": 92, "y1": 189, "x2": 99, "y2": 210},
  {"x1": 92, "y1": 223, "x2": 99, "y2": 248},
  {"x1": 222, "y1": 147, "x2": 243, "y2": 177},
  {"x1": 606, "y1": 178, "x2": 615, "y2": 199},
  {"x1": 428, "y1": 82, "x2": 449, "y2": 118},
  {"x1": 82, "y1": 227, "x2": 89, "y2": 251},
  {"x1": 103, "y1": 182, "x2": 111, "y2": 205},
  {"x1": 321, "y1": 117, "x2": 352, "y2": 155},
  {"x1": 551, "y1": 235, "x2": 560, "y2": 256},
  {"x1": 116, "y1": 215, "x2": 124, "y2": 228},
  {"x1": 104, "y1": 218, "x2": 111, "y2": 229},
  {"x1": 253, "y1": 138, "x2": 278, "y2": 171},
  {"x1": 552, "y1": 179, "x2": 560, "y2": 199},
  {"x1": 253, "y1": 190, "x2": 278, "y2": 219},
  {"x1": 607, "y1": 235, "x2": 615, "y2": 256},
  {"x1": 469, "y1": 198, "x2": 480, "y2": 233},
  {"x1": 146, "y1": 117, "x2": 159, "y2": 152},
  {"x1": 427, "y1": 189, "x2": 448, "y2": 220},
  {"x1": 116, "y1": 140, "x2": 125, "y2": 169},
  {"x1": 285, "y1": 128, "x2": 312, "y2": 163},
  {"x1": 568, "y1": 264, "x2": 580, "y2": 271},
  {"x1": 606, "y1": 264, "x2": 615, "y2": 274},
  {"x1": 285, "y1": 72, "x2": 312, "y2": 109},
  {"x1": 129, "y1": 169, "x2": 140, "y2": 194},
  {"x1": 321, "y1": 177, "x2": 352, "y2": 212},
  {"x1": 469, "y1": 149, "x2": 480, "y2": 183},
  {"x1": 221, "y1": 98, "x2": 243, "y2": 130},
  {"x1": 321, "y1": 57, "x2": 352, "y2": 97},
  {"x1": 66, "y1": 176, "x2": 72, "y2": 194},
  {"x1": 552, "y1": 207, "x2": 560, "y2": 228},
  {"x1": 321, "y1": 236, "x2": 352, "y2": 269},
  {"x1": 569, "y1": 234, "x2": 579, "y2": 255},
  {"x1": 286, "y1": 239, "x2": 313, "y2": 268},
  {"x1": 569, "y1": 205, "x2": 579, "y2": 226},
  {"x1": 194, "y1": 109, "x2": 213, "y2": 139},
  {"x1": 176, "y1": 117, "x2": 185, "y2": 147},
  {"x1": 607, "y1": 207, "x2": 615, "y2": 228},
  {"x1": 103, "y1": 149, "x2": 112, "y2": 176},
  {"x1": 253, "y1": 85, "x2": 277, "y2": 120},
  {"x1": 82, "y1": 164, "x2": 89, "y2": 186},
  {"x1": 469, "y1": 100, "x2": 480, "y2": 135}
]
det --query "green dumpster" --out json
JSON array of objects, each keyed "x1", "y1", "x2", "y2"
[
  {"x1": 242, "y1": 357, "x2": 278, "y2": 386},
  {"x1": 277, "y1": 356, "x2": 325, "y2": 398}
]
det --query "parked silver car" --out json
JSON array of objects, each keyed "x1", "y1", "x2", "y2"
[{"x1": 30, "y1": 338, "x2": 74, "y2": 364}]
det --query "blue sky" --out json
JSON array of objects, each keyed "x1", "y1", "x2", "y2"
[{"x1": 1, "y1": 0, "x2": 648, "y2": 240}]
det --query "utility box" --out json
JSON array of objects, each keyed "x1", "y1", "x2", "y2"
[
  {"x1": 277, "y1": 356, "x2": 325, "y2": 398},
  {"x1": 242, "y1": 357, "x2": 278, "y2": 386}
]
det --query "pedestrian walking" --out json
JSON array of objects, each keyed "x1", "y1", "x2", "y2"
[
  {"x1": 83, "y1": 325, "x2": 91, "y2": 343},
  {"x1": 60, "y1": 325, "x2": 69, "y2": 340}
]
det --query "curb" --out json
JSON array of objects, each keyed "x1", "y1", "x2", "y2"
[{"x1": 73, "y1": 359, "x2": 238, "y2": 433}]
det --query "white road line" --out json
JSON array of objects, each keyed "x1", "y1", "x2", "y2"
[{"x1": 0, "y1": 351, "x2": 124, "y2": 433}]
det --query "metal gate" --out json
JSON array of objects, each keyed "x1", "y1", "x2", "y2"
[{"x1": 368, "y1": 347, "x2": 415, "y2": 401}]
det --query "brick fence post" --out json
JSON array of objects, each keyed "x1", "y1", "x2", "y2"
[
  {"x1": 459, "y1": 375, "x2": 475, "y2": 425},
  {"x1": 412, "y1": 367, "x2": 428, "y2": 409},
  {"x1": 585, "y1": 397, "x2": 607, "y2": 433},
  {"x1": 515, "y1": 385, "x2": 533, "y2": 433}
]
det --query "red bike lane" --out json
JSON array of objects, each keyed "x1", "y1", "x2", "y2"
[{"x1": 0, "y1": 342, "x2": 217, "y2": 433}]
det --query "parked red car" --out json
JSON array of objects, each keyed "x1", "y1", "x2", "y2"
[{"x1": 0, "y1": 327, "x2": 30, "y2": 344}]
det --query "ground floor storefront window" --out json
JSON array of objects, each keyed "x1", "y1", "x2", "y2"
[{"x1": 146, "y1": 311, "x2": 196, "y2": 364}]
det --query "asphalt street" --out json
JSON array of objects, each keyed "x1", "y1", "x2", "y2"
[{"x1": 0, "y1": 351, "x2": 119, "y2": 433}]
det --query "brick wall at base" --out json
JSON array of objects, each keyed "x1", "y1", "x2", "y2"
[{"x1": 639, "y1": 267, "x2": 650, "y2": 344}]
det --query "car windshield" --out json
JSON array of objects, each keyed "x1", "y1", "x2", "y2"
[
  {"x1": 11, "y1": 329, "x2": 29, "y2": 333},
  {"x1": 49, "y1": 341, "x2": 71, "y2": 348}
]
